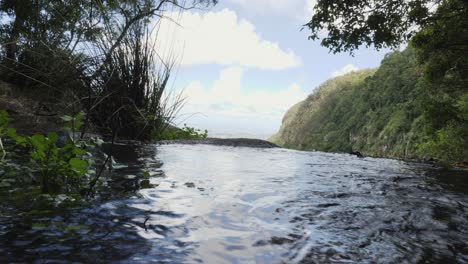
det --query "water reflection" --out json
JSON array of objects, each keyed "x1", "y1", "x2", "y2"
[{"x1": 0, "y1": 144, "x2": 467, "y2": 263}]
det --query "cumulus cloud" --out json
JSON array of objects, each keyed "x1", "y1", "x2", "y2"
[
  {"x1": 227, "y1": 0, "x2": 317, "y2": 19},
  {"x1": 330, "y1": 64, "x2": 359, "y2": 78},
  {"x1": 179, "y1": 67, "x2": 306, "y2": 122},
  {"x1": 155, "y1": 9, "x2": 301, "y2": 70},
  {"x1": 227, "y1": 0, "x2": 299, "y2": 15}
]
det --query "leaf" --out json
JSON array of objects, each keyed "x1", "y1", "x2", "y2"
[
  {"x1": 94, "y1": 138, "x2": 104, "y2": 146},
  {"x1": 69, "y1": 158, "x2": 88, "y2": 176},
  {"x1": 6, "y1": 128, "x2": 15, "y2": 137},
  {"x1": 0, "y1": 181, "x2": 11, "y2": 187},
  {"x1": 0, "y1": 110, "x2": 10, "y2": 127},
  {"x1": 76, "y1": 111, "x2": 85, "y2": 121},
  {"x1": 73, "y1": 147, "x2": 87, "y2": 155},
  {"x1": 47, "y1": 132, "x2": 59, "y2": 143},
  {"x1": 31, "y1": 134, "x2": 46, "y2": 150},
  {"x1": 60, "y1": 115, "x2": 73, "y2": 122}
]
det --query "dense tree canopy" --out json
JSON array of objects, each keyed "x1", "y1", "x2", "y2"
[{"x1": 271, "y1": 47, "x2": 467, "y2": 164}]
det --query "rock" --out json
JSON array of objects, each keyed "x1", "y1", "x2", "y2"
[
  {"x1": 350, "y1": 151, "x2": 364, "y2": 158},
  {"x1": 317, "y1": 203, "x2": 340, "y2": 208},
  {"x1": 184, "y1": 182, "x2": 195, "y2": 188},
  {"x1": 270, "y1": 236, "x2": 294, "y2": 245}
]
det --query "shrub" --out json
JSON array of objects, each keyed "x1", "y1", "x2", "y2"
[
  {"x1": 158, "y1": 124, "x2": 209, "y2": 140},
  {"x1": 2, "y1": 111, "x2": 91, "y2": 194}
]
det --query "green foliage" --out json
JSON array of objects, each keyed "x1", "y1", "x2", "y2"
[
  {"x1": 0, "y1": 0, "x2": 218, "y2": 141},
  {"x1": 92, "y1": 21, "x2": 178, "y2": 140},
  {"x1": 275, "y1": 0, "x2": 467, "y2": 166},
  {"x1": 61, "y1": 111, "x2": 85, "y2": 140},
  {"x1": 158, "y1": 124, "x2": 209, "y2": 140},
  {"x1": 0, "y1": 110, "x2": 10, "y2": 132},
  {"x1": 305, "y1": 0, "x2": 468, "y2": 54},
  {"x1": 305, "y1": 0, "x2": 437, "y2": 53},
  {"x1": 61, "y1": 112, "x2": 84, "y2": 131},
  {"x1": 456, "y1": 94, "x2": 468, "y2": 121},
  {"x1": 271, "y1": 46, "x2": 467, "y2": 165},
  {"x1": 418, "y1": 124, "x2": 467, "y2": 166},
  {"x1": 3, "y1": 112, "x2": 91, "y2": 193}
]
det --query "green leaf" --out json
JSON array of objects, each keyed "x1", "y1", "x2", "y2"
[
  {"x1": 47, "y1": 132, "x2": 59, "y2": 143},
  {"x1": 30, "y1": 134, "x2": 40, "y2": 142},
  {"x1": 31, "y1": 134, "x2": 46, "y2": 150},
  {"x1": 76, "y1": 112, "x2": 85, "y2": 121},
  {"x1": 61, "y1": 115, "x2": 73, "y2": 122},
  {"x1": 73, "y1": 147, "x2": 87, "y2": 155},
  {"x1": 69, "y1": 158, "x2": 88, "y2": 175},
  {"x1": 6, "y1": 128, "x2": 17, "y2": 138},
  {"x1": 0, "y1": 110, "x2": 10, "y2": 127}
]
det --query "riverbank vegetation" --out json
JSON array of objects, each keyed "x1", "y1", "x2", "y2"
[
  {"x1": 0, "y1": 0, "x2": 215, "y2": 197},
  {"x1": 0, "y1": 0, "x2": 215, "y2": 141},
  {"x1": 270, "y1": 0, "x2": 467, "y2": 166}
]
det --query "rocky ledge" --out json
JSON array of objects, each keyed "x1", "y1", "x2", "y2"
[{"x1": 157, "y1": 138, "x2": 279, "y2": 148}]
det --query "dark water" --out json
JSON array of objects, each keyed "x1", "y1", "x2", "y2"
[{"x1": 1, "y1": 144, "x2": 467, "y2": 263}]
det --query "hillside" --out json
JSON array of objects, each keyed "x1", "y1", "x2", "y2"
[{"x1": 270, "y1": 48, "x2": 467, "y2": 165}]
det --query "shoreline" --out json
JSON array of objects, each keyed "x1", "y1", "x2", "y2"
[{"x1": 156, "y1": 138, "x2": 279, "y2": 148}]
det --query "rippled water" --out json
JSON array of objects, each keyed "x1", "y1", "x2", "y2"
[{"x1": 1, "y1": 144, "x2": 468, "y2": 263}]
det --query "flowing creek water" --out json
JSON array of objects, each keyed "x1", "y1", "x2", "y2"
[{"x1": 1, "y1": 144, "x2": 467, "y2": 263}]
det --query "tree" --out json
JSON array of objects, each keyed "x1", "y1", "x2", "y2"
[
  {"x1": 0, "y1": 0, "x2": 217, "y2": 87},
  {"x1": 305, "y1": 0, "x2": 447, "y2": 53},
  {"x1": 0, "y1": 0, "x2": 218, "y2": 140}
]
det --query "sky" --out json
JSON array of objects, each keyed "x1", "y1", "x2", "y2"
[{"x1": 155, "y1": 0, "x2": 390, "y2": 139}]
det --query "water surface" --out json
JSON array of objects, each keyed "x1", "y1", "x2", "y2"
[{"x1": 1, "y1": 144, "x2": 467, "y2": 263}]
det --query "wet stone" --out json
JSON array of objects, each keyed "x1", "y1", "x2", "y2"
[
  {"x1": 184, "y1": 182, "x2": 196, "y2": 188},
  {"x1": 270, "y1": 236, "x2": 294, "y2": 245},
  {"x1": 317, "y1": 203, "x2": 340, "y2": 208}
]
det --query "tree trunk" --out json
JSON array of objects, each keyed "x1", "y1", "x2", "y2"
[{"x1": 5, "y1": 1, "x2": 27, "y2": 62}]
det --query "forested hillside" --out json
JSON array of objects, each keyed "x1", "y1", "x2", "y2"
[{"x1": 270, "y1": 47, "x2": 467, "y2": 165}]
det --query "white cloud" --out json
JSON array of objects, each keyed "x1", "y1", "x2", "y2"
[
  {"x1": 227, "y1": 0, "x2": 316, "y2": 20},
  {"x1": 179, "y1": 67, "x2": 306, "y2": 123},
  {"x1": 307, "y1": 0, "x2": 318, "y2": 17},
  {"x1": 330, "y1": 64, "x2": 359, "y2": 78},
  {"x1": 155, "y1": 9, "x2": 301, "y2": 70},
  {"x1": 227, "y1": 0, "x2": 298, "y2": 15}
]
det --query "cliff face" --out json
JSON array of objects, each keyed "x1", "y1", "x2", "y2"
[{"x1": 269, "y1": 48, "x2": 468, "y2": 162}]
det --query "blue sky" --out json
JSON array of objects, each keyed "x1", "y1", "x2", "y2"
[{"x1": 155, "y1": 0, "x2": 390, "y2": 138}]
